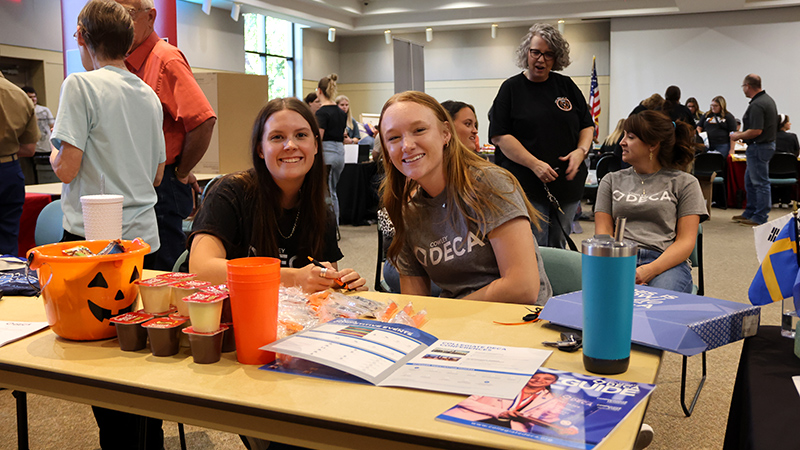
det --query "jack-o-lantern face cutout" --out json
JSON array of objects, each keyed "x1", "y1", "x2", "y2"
[
  {"x1": 86, "y1": 268, "x2": 139, "y2": 322},
  {"x1": 42, "y1": 261, "x2": 143, "y2": 341}
]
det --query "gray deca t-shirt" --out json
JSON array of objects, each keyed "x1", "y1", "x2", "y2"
[
  {"x1": 595, "y1": 168, "x2": 708, "y2": 253},
  {"x1": 396, "y1": 166, "x2": 552, "y2": 304}
]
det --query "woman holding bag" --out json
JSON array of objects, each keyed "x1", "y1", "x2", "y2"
[{"x1": 489, "y1": 23, "x2": 594, "y2": 249}]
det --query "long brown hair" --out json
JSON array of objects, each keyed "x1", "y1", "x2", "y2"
[
  {"x1": 378, "y1": 91, "x2": 541, "y2": 264},
  {"x1": 199, "y1": 98, "x2": 329, "y2": 259}
]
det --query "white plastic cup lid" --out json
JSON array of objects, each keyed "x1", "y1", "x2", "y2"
[{"x1": 80, "y1": 194, "x2": 123, "y2": 204}]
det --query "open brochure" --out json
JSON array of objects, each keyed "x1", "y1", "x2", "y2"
[
  {"x1": 0, "y1": 321, "x2": 49, "y2": 347},
  {"x1": 437, "y1": 368, "x2": 655, "y2": 450},
  {"x1": 261, "y1": 318, "x2": 552, "y2": 398}
]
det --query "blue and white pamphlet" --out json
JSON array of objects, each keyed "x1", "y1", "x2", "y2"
[
  {"x1": 437, "y1": 368, "x2": 655, "y2": 449},
  {"x1": 261, "y1": 318, "x2": 552, "y2": 398}
]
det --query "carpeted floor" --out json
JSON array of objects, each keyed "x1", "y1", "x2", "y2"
[{"x1": 0, "y1": 202, "x2": 784, "y2": 449}]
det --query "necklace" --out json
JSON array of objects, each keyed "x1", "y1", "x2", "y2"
[
  {"x1": 277, "y1": 209, "x2": 301, "y2": 240},
  {"x1": 633, "y1": 169, "x2": 659, "y2": 195}
]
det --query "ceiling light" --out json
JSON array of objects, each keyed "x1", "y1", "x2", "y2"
[
  {"x1": 230, "y1": 3, "x2": 241, "y2": 21},
  {"x1": 425, "y1": 28, "x2": 432, "y2": 42},
  {"x1": 328, "y1": 28, "x2": 336, "y2": 42},
  {"x1": 201, "y1": 0, "x2": 211, "y2": 15},
  {"x1": 491, "y1": 23, "x2": 497, "y2": 39},
  {"x1": 385, "y1": 30, "x2": 392, "y2": 44},
  {"x1": 558, "y1": 20, "x2": 565, "y2": 33}
]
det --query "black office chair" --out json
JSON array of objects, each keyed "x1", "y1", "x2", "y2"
[
  {"x1": 769, "y1": 152, "x2": 798, "y2": 205},
  {"x1": 595, "y1": 153, "x2": 622, "y2": 182},
  {"x1": 694, "y1": 152, "x2": 727, "y2": 208}
]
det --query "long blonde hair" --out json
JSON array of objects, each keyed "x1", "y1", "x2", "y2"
[
  {"x1": 378, "y1": 91, "x2": 542, "y2": 263},
  {"x1": 335, "y1": 94, "x2": 353, "y2": 123},
  {"x1": 604, "y1": 118, "x2": 625, "y2": 146}
]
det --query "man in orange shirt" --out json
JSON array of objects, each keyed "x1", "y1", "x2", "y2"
[{"x1": 117, "y1": 0, "x2": 216, "y2": 272}]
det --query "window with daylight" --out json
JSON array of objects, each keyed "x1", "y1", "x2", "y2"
[{"x1": 244, "y1": 13, "x2": 294, "y2": 98}]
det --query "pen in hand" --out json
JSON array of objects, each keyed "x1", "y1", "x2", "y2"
[{"x1": 307, "y1": 257, "x2": 348, "y2": 290}]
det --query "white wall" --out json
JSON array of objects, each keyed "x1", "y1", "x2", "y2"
[
  {"x1": 302, "y1": 28, "x2": 341, "y2": 83},
  {"x1": 0, "y1": 0, "x2": 63, "y2": 52},
  {"x1": 610, "y1": 7, "x2": 800, "y2": 126},
  {"x1": 176, "y1": 1, "x2": 245, "y2": 72}
]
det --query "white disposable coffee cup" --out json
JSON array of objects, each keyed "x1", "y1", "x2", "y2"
[{"x1": 80, "y1": 194, "x2": 123, "y2": 240}]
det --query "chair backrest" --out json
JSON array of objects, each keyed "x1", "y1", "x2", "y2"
[
  {"x1": 689, "y1": 224, "x2": 704, "y2": 296},
  {"x1": 538, "y1": 246, "x2": 582, "y2": 296},
  {"x1": 172, "y1": 249, "x2": 189, "y2": 273},
  {"x1": 201, "y1": 174, "x2": 225, "y2": 203},
  {"x1": 374, "y1": 209, "x2": 393, "y2": 292},
  {"x1": 693, "y1": 152, "x2": 725, "y2": 178},
  {"x1": 596, "y1": 153, "x2": 622, "y2": 182},
  {"x1": 769, "y1": 152, "x2": 798, "y2": 179},
  {"x1": 34, "y1": 199, "x2": 63, "y2": 246}
]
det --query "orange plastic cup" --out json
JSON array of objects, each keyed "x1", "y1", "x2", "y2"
[{"x1": 226, "y1": 257, "x2": 280, "y2": 364}]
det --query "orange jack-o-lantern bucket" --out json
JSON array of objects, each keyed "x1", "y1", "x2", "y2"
[{"x1": 27, "y1": 239, "x2": 150, "y2": 341}]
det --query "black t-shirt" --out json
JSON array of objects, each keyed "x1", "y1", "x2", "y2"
[
  {"x1": 316, "y1": 105, "x2": 347, "y2": 142},
  {"x1": 189, "y1": 170, "x2": 343, "y2": 268},
  {"x1": 488, "y1": 72, "x2": 592, "y2": 204},
  {"x1": 743, "y1": 91, "x2": 778, "y2": 144},
  {"x1": 776, "y1": 130, "x2": 800, "y2": 157},
  {"x1": 663, "y1": 103, "x2": 695, "y2": 126},
  {"x1": 698, "y1": 112, "x2": 737, "y2": 146}
]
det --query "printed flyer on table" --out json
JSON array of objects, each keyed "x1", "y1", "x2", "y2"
[{"x1": 262, "y1": 318, "x2": 552, "y2": 398}]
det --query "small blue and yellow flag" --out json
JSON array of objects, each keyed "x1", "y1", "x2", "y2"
[{"x1": 749, "y1": 217, "x2": 800, "y2": 305}]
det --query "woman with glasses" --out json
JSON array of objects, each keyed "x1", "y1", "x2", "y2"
[
  {"x1": 697, "y1": 96, "x2": 737, "y2": 157},
  {"x1": 489, "y1": 23, "x2": 594, "y2": 249}
]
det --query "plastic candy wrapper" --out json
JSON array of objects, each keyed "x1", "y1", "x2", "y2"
[
  {"x1": 320, "y1": 292, "x2": 386, "y2": 319},
  {"x1": 376, "y1": 301, "x2": 398, "y2": 322},
  {"x1": 275, "y1": 287, "x2": 429, "y2": 344},
  {"x1": 387, "y1": 302, "x2": 428, "y2": 328},
  {"x1": 278, "y1": 285, "x2": 321, "y2": 339},
  {"x1": 62, "y1": 245, "x2": 93, "y2": 257},
  {"x1": 97, "y1": 239, "x2": 125, "y2": 255}
]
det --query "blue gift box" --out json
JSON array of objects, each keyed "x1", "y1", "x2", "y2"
[{"x1": 539, "y1": 286, "x2": 761, "y2": 356}]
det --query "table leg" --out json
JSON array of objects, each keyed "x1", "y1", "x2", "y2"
[{"x1": 12, "y1": 390, "x2": 29, "y2": 450}]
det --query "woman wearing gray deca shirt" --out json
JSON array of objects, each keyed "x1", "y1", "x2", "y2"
[{"x1": 595, "y1": 111, "x2": 708, "y2": 293}]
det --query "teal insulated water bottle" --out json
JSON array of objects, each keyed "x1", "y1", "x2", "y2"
[{"x1": 581, "y1": 220, "x2": 638, "y2": 375}]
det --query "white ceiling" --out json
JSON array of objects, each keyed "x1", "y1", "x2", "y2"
[{"x1": 192, "y1": 0, "x2": 800, "y2": 33}]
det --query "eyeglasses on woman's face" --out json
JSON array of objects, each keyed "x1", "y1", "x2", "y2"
[{"x1": 529, "y1": 49, "x2": 556, "y2": 61}]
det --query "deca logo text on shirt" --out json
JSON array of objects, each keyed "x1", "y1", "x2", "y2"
[
  {"x1": 414, "y1": 232, "x2": 485, "y2": 266},
  {"x1": 612, "y1": 190, "x2": 673, "y2": 203}
]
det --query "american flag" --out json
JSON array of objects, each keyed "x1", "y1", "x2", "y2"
[{"x1": 589, "y1": 56, "x2": 601, "y2": 141}]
